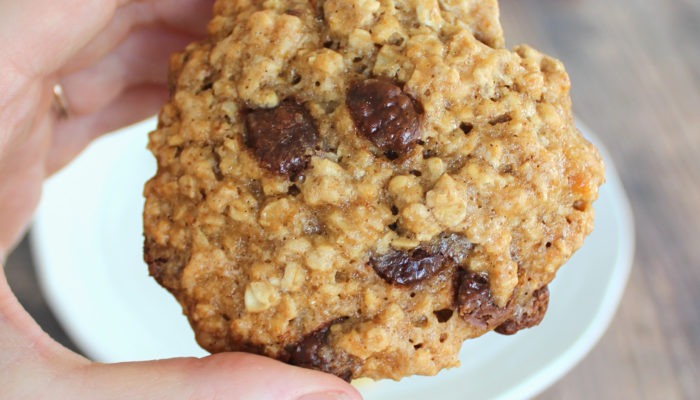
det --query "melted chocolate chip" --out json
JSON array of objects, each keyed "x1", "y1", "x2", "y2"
[
  {"x1": 370, "y1": 233, "x2": 473, "y2": 286},
  {"x1": 289, "y1": 326, "x2": 328, "y2": 369},
  {"x1": 346, "y1": 79, "x2": 421, "y2": 157},
  {"x1": 495, "y1": 285, "x2": 549, "y2": 335},
  {"x1": 245, "y1": 98, "x2": 318, "y2": 177},
  {"x1": 287, "y1": 319, "x2": 357, "y2": 381},
  {"x1": 370, "y1": 248, "x2": 447, "y2": 285},
  {"x1": 456, "y1": 269, "x2": 512, "y2": 330}
]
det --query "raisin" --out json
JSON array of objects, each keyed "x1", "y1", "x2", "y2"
[
  {"x1": 456, "y1": 269, "x2": 512, "y2": 330},
  {"x1": 496, "y1": 285, "x2": 549, "y2": 335},
  {"x1": 370, "y1": 247, "x2": 447, "y2": 285},
  {"x1": 286, "y1": 319, "x2": 358, "y2": 381},
  {"x1": 346, "y1": 79, "x2": 421, "y2": 157},
  {"x1": 245, "y1": 98, "x2": 318, "y2": 177}
]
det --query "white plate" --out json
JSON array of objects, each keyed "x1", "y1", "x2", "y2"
[{"x1": 31, "y1": 117, "x2": 634, "y2": 400}]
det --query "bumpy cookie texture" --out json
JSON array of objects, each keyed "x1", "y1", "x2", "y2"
[{"x1": 143, "y1": 0, "x2": 604, "y2": 380}]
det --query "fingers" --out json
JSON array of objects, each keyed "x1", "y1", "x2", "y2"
[
  {"x1": 43, "y1": 0, "x2": 213, "y2": 173},
  {"x1": 59, "y1": 0, "x2": 214, "y2": 75},
  {"x1": 0, "y1": 268, "x2": 89, "y2": 400},
  {"x1": 48, "y1": 84, "x2": 168, "y2": 173},
  {"x1": 0, "y1": 0, "x2": 121, "y2": 79},
  {"x1": 58, "y1": 27, "x2": 193, "y2": 116},
  {"x1": 81, "y1": 353, "x2": 362, "y2": 400},
  {"x1": 2, "y1": 266, "x2": 360, "y2": 400},
  {"x1": 0, "y1": 81, "x2": 53, "y2": 252},
  {"x1": 146, "y1": 0, "x2": 215, "y2": 37},
  {"x1": 0, "y1": 0, "x2": 213, "y2": 80},
  {"x1": 45, "y1": 0, "x2": 212, "y2": 174}
]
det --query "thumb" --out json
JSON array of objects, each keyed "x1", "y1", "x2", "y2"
[
  {"x1": 80, "y1": 352, "x2": 363, "y2": 400},
  {"x1": 1, "y1": 260, "x2": 361, "y2": 400}
]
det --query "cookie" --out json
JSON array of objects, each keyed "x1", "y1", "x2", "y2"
[{"x1": 143, "y1": 0, "x2": 604, "y2": 381}]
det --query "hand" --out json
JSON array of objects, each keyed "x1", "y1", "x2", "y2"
[{"x1": 0, "y1": 1, "x2": 362, "y2": 399}]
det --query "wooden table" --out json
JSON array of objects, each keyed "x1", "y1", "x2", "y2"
[
  {"x1": 500, "y1": 0, "x2": 700, "y2": 398},
  {"x1": 4, "y1": 0, "x2": 699, "y2": 398}
]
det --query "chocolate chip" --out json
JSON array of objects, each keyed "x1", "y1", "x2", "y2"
[
  {"x1": 370, "y1": 247, "x2": 447, "y2": 285},
  {"x1": 346, "y1": 79, "x2": 421, "y2": 157},
  {"x1": 456, "y1": 269, "x2": 512, "y2": 330},
  {"x1": 496, "y1": 285, "x2": 549, "y2": 335},
  {"x1": 370, "y1": 233, "x2": 473, "y2": 285},
  {"x1": 289, "y1": 326, "x2": 327, "y2": 369},
  {"x1": 287, "y1": 319, "x2": 358, "y2": 381},
  {"x1": 245, "y1": 98, "x2": 318, "y2": 177}
]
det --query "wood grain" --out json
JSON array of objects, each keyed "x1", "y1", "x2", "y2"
[
  {"x1": 4, "y1": 0, "x2": 700, "y2": 399},
  {"x1": 499, "y1": 0, "x2": 700, "y2": 398}
]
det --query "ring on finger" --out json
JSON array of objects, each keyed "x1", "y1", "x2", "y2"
[{"x1": 52, "y1": 83, "x2": 71, "y2": 119}]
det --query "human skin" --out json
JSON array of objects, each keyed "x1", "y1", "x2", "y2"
[{"x1": 0, "y1": 1, "x2": 361, "y2": 399}]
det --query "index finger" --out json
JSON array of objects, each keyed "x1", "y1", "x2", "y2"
[{"x1": 0, "y1": 0, "x2": 212, "y2": 80}]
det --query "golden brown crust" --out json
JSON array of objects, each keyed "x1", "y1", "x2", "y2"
[{"x1": 143, "y1": 0, "x2": 604, "y2": 380}]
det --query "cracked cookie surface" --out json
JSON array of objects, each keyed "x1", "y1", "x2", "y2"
[{"x1": 143, "y1": 0, "x2": 604, "y2": 380}]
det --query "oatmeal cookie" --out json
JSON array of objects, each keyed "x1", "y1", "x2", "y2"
[{"x1": 143, "y1": 0, "x2": 604, "y2": 381}]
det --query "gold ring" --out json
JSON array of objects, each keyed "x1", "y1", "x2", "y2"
[{"x1": 52, "y1": 83, "x2": 70, "y2": 119}]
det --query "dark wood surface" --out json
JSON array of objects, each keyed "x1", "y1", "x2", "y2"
[
  {"x1": 500, "y1": 0, "x2": 700, "y2": 399},
  {"x1": 5, "y1": 0, "x2": 699, "y2": 398}
]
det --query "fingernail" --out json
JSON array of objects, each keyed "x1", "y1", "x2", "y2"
[{"x1": 296, "y1": 391, "x2": 350, "y2": 400}]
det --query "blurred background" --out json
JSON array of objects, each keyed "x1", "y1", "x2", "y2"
[{"x1": 5, "y1": 0, "x2": 699, "y2": 398}]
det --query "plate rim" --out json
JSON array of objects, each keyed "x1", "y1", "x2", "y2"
[
  {"x1": 29, "y1": 117, "x2": 635, "y2": 400},
  {"x1": 496, "y1": 120, "x2": 635, "y2": 400}
]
